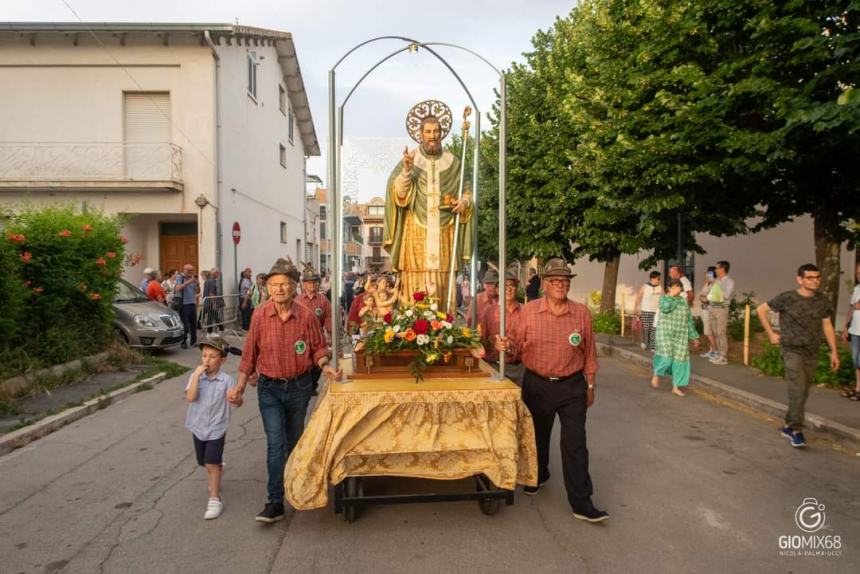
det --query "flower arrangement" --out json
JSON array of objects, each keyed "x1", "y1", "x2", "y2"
[{"x1": 361, "y1": 290, "x2": 484, "y2": 380}]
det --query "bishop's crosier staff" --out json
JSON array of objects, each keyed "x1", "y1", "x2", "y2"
[{"x1": 446, "y1": 106, "x2": 472, "y2": 314}]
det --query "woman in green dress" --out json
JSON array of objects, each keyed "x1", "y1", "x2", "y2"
[{"x1": 652, "y1": 279, "x2": 701, "y2": 397}]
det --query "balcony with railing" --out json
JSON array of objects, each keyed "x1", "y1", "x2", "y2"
[
  {"x1": 368, "y1": 228, "x2": 384, "y2": 246},
  {"x1": 0, "y1": 142, "x2": 184, "y2": 191}
]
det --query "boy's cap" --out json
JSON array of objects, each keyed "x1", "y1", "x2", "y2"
[{"x1": 198, "y1": 337, "x2": 227, "y2": 356}]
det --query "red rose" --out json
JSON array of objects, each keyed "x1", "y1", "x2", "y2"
[
  {"x1": 105, "y1": 251, "x2": 117, "y2": 259},
  {"x1": 96, "y1": 257, "x2": 107, "y2": 266},
  {"x1": 21, "y1": 252, "x2": 32, "y2": 263},
  {"x1": 413, "y1": 291, "x2": 426, "y2": 302},
  {"x1": 58, "y1": 230, "x2": 72, "y2": 237},
  {"x1": 446, "y1": 313, "x2": 454, "y2": 322},
  {"x1": 414, "y1": 319, "x2": 429, "y2": 335},
  {"x1": 383, "y1": 312, "x2": 392, "y2": 324},
  {"x1": 82, "y1": 224, "x2": 94, "y2": 233},
  {"x1": 90, "y1": 293, "x2": 102, "y2": 301},
  {"x1": 118, "y1": 235, "x2": 129, "y2": 244},
  {"x1": 7, "y1": 233, "x2": 25, "y2": 243}
]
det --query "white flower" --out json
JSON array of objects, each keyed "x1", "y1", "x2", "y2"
[
  {"x1": 424, "y1": 310, "x2": 434, "y2": 318},
  {"x1": 447, "y1": 335, "x2": 453, "y2": 345},
  {"x1": 417, "y1": 334, "x2": 430, "y2": 345},
  {"x1": 442, "y1": 321, "x2": 452, "y2": 330},
  {"x1": 405, "y1": 309, "x2": 414, "y2": 317},
  {"x1": 393, "y1": 325, "x2": 401, "y2": 333},
  {"x1": 430, "y1": 303, "x2": 438, "y2": 311}
]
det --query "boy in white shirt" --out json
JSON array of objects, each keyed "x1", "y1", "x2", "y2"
[{"x1": 185, "y1": 338, "x2": 241, "y2": 519}]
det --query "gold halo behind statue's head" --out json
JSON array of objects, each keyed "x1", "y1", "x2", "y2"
[{"x1": 406, "y1": 100, "x2": 452, "y2": 144}]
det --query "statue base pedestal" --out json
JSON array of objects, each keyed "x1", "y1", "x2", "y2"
[{"x1": 352, "y1": 348, "x2": 486, "y2": 379}]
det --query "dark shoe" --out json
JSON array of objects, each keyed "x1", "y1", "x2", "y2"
[
  {"x1": 789, "y1": 430, "x2": 807, "y2": 448},
  {"x1": 523, "y1": 481, "x2": 546, "y2": 496},
  {"x1": 255, "y1": 502, "x2": 285, "y2": 523},
  {"x1": 780, "y1": 425, "x2": 794, "y2": 441},
  {"x1": 573, "y1": 506, "x2": 609, "y2": 523},
  {"x1": 181, "y1": 342, "x2": 188, "y2": 349}
]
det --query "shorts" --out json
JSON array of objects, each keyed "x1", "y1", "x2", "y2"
[
  {"x1": 701, "y1": 309, "x2": 712, "y2": 336},
  {"x1": 852, "y1": 334, "x2": 860, "y2": 369},
  {"x1": 193, "y1": 434, "x2": 226, "y2": 466}
]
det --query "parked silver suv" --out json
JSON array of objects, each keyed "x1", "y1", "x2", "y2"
[{"x1": 113, "y1": 278, "x2": 184, "y2": 349}]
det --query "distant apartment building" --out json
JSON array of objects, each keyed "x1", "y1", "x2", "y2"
[
  {"x1": 0, "y1": 22, "x2": 319, "y2": 293},
  {"x1": 360, "y1": 197, "x2": 389, "y2": 273}
]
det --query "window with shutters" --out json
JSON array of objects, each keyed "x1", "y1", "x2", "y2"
[
  {"x1": 279, "y1": 85, "x2": 286, "y2": 114},
  {"x1": 280, "y1": 222, "x2": 287, "y2": 243},
  {"x1": 247, "y1": 52, "x2": 258, "y2": 100},
  {"x1": 123, "y1": 92, "x2": 170, "y2": 180},
  {"x1": 279, "y1": 144, "x2": 287, "y2": 168}
]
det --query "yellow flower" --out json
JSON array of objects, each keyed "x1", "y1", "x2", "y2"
[
  {"x1": 436, "y1": 311, "x2": 447, "y2": 320},
  {"x1": 425, "y1": 353, "x2": 438, "y2": 364},
  {"x1": 384, "y1": 328, "x2": 395, "y2": 344},
  {"x1": 461, "y1": 327, "x2": 472, "y2": 338}
]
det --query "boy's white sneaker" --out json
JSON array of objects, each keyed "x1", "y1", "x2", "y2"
[{"x1": 204, "y1": 497, "x2": 223, "y2": 520}]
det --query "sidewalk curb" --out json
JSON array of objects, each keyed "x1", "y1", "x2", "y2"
[
  {"x1": 597, "y1": 342, "x2": 860, "y2": 447},
  {"x1": 0, "y1": 371, "x2": 168, "y2": 457}
]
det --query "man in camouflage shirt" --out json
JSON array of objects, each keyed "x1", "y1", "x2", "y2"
[{"x1": 757, "y1": 264, "x2": 840, "y2": 448}]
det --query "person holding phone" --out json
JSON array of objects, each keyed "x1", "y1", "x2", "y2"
[{"x1": 698, "y1": 267, "x2": 718, "y2": 359}]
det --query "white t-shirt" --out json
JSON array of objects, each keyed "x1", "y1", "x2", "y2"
[
  {"x1": 639, "y1": 283, "x2": 663, "y2": 313},
  {"x1": 680, "y1": 276, "x2": 693, "y2": 295},
  {"x1": 850, "y1": 284, "x2": 860, "y2": 336}
]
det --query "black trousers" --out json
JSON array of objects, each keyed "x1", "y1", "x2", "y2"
[
  {"x1": 180, "y1": 304, "x2": 197, "y2": 346},
  {"x1": 522, "y1": 368, "x2": 594, "y2": 512},
  {"x1": 240, "y1": 304, "x2": 253, "y2": 330}
]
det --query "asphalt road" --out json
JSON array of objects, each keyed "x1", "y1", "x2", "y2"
[{"x1": 1, "y1": 346, "x2": 857, "y2": 574}]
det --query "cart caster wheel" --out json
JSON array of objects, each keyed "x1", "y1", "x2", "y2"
[
  {"x1": 479, "y1": 497, "x2": 502, "y2": 516},
  {"x1": 344, "y1": 477, "x2": 358, "y2": 523}
]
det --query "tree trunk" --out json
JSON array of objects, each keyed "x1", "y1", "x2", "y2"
[
  {"x1": 600, "y1": 254, "x2": 621, "y2": 314},
  {"x1": 813, "y1": 214, "x2": 841, "y2": 319}
]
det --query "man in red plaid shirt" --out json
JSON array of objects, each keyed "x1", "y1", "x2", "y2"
[
  {"x1": 229, "y1": 257, "x2": 340, "y2": 524},
  {"x1": 496, "y1": 258, "x2": 608, "y2": 523}
]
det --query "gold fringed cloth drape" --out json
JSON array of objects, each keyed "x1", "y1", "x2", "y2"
[{"x1": 284, "y1": 378, "x2": 538, "y2": 510}]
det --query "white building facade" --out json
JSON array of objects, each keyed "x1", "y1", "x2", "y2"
[{"x1": 0, "y1": 23, "x2": 319, "y2": 294}]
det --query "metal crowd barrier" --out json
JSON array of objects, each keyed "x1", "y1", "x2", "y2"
[{"x1": 199, "y1": 295, "x2": 241, "y2": 332}]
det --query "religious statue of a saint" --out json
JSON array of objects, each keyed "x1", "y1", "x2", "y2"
[{"x1": 384, "y1": 100, "x2": 474, "y2": 311}]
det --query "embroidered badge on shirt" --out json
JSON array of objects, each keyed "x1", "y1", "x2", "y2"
[
  {"x1": 315, "y1": 307, "x2": 323, "y2": 317},
  {"x1": 295, "y1": 340, "x2": 307, "y2": 355},
  {"x1": 568, "y1": 331, "x2": 582, "y2": 347}
]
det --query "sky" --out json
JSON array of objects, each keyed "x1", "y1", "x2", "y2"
[{"x1": 2, "y1": 0, "x2": 576, "y2": 200}]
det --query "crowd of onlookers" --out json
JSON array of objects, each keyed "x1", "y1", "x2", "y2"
[{"x1": 633, "y1": 262, "x2": 734, "y2": 366}]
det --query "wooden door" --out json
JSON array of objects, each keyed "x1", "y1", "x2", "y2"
[{"x1": 160, "y1": 235, "x2": 198, "y2": 274}]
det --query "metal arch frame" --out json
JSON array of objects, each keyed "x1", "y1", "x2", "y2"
[{"x1": 328, "y1": 37, "x2": 508, "y2": 381}]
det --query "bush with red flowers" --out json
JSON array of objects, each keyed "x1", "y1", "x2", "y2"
[{"x1": 1, "y1": 206, "x2": 125, "y2": 375}]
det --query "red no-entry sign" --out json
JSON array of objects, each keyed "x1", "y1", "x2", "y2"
[{"x1": 232, "y1": 222, "x2": 241, "y2": 245}]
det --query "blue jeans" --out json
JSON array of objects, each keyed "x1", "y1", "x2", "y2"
[
  {"x1": 257, "y1": 373, "x2": 313, "y2": 503},
  {"x1": 180, "y1": 304, "x2": 197, "y2": 345},
  {"x1": 851, "y1": 334, "x2": 860, "y2": 369}
]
